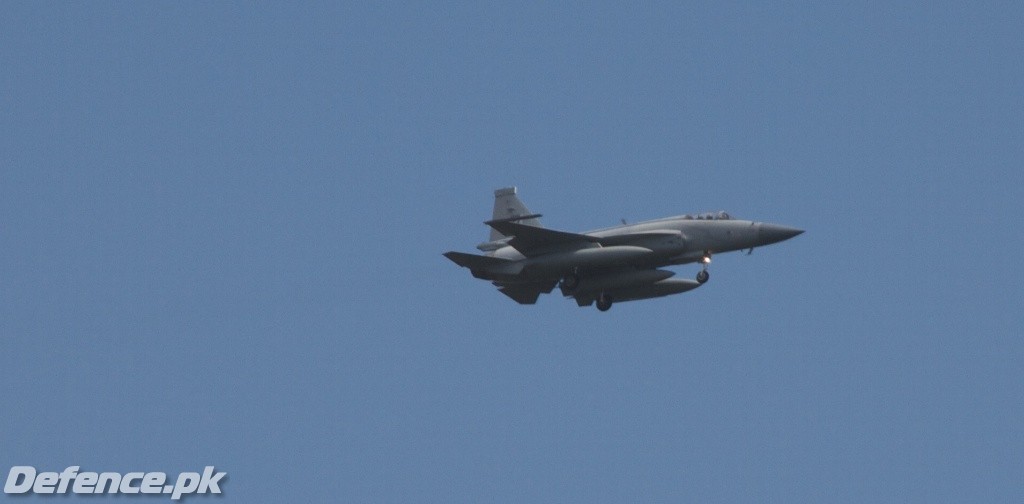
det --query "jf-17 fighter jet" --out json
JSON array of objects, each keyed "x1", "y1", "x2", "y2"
[{"x1": 444, "y1": 187, "x2": 803, "y2": 311}]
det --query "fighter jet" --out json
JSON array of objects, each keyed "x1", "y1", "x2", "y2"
[{"x1": 444, "y1": 187, "x2": 803, "y2": 311}]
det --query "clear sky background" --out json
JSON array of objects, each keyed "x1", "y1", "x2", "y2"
[{"x1": 2, "y1": 2, "x2": 1021, "y2": 503}]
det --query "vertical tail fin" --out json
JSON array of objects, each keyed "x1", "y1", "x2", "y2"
[{"x1": 489, "y1": 187, "x2": 542, "y2": 241}]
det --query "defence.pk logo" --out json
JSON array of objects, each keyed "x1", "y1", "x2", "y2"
[{"x1": 5, "y1": 466, "x2": 226, "y2": 500}]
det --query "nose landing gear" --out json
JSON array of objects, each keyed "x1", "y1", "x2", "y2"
[
  {"x1": 596, "y1": 293, "x2": 613, "y2": 312},
  {"x1": 696, "y1": 252, "x2": 711, "y2": 284}
]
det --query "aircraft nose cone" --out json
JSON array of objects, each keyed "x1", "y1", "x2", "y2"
[{"x1": 757, "y1": 223, "x2": 804, "y2": 245}]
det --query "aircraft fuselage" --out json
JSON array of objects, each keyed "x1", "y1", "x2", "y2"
[{"x1": 489, "y1": 216, "x2": 799, "y2": 281}]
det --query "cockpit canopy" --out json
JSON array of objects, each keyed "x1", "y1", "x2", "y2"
[{"x1": 682, "y1": 211, "x2": 732, "y2": 220}]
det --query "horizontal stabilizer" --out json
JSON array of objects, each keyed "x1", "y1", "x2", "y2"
[
  {"x1": 443, "y1": 251, "x2": 511, "y2": 270},
  {"x1": 486, "y1": 220, "x2": 599, "y2": 257}
]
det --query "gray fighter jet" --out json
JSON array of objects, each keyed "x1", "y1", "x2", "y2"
[{"x1": 444, "y1": 187, "x2": 803, "y2": 311}]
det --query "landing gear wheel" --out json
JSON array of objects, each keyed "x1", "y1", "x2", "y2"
[
  {"x1": 596, "y1": 294, "x2": 613, "y2": 312},
  {"x1": 561, "y1": 272, "x2": 580, "y2": 291},
  {"x1": 697, "y1": 251, "x2": 712, "y2": 284}
]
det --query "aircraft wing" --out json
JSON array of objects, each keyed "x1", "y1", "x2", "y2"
[
  {"x1": 485, "y1": 220, "x2": 599, "y2": 257},
  {"x1": 494, "y1": 280, "x2": 557, "y2": 304}
]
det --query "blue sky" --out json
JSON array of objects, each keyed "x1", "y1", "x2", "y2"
[{"x1": 2, "y1": 2, "x2": 1021, "y2": 502}]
